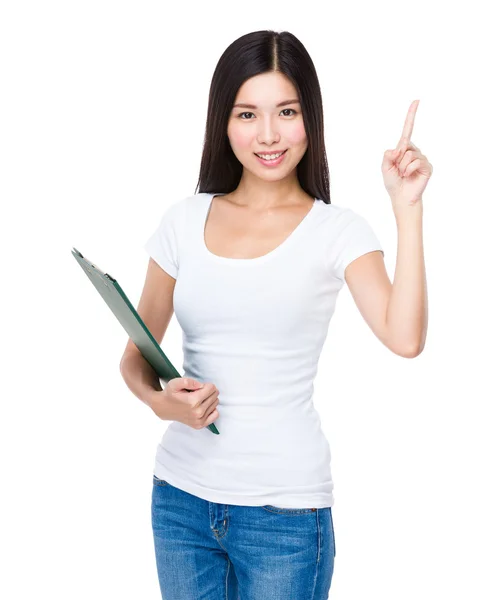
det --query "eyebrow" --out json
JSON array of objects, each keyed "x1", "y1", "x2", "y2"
[{"x1": 232, "y1": 99, "x2": 300, "y2": 109}]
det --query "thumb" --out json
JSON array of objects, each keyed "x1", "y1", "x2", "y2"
[{"x1": 174, "y1": 377, "x2": 204, "y2": 392}]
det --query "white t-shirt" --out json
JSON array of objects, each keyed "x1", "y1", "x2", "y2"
[{"x1": 144, "y1": 192, "x2": 384, "y2": 508}]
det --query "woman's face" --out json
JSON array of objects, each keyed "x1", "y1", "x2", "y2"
[{"x1": 227, "y1": 72, "x2": 308, "y2": 180}]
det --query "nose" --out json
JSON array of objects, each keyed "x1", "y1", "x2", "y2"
[{"x1": 257, "y1": 115, "x2": 281, "y2": 146}]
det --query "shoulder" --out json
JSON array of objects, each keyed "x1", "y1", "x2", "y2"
[
  {"x1": 320, "y1": 201, "x2": 360, "y2": 219},
  {"x1": 313, "y1": 200, "x2": 364, "y2": 230},
  {"x1": 157, "y1": 193, "x2": 207, "y2": 221},
  {"x1": 172, "y1": 192, "x2": 212, "y2": 213},
  {"x1": 313, "y1": 202, "x2": 381, "y2": 254}
]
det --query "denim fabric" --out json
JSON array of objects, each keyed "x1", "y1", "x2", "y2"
[{"x1": 152, "y1": 475, "x2": 336, "y2": 599}]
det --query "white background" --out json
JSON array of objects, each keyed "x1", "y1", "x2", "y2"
[{"x1": 1, "y1": 1, "x2": 482, "y2": 599}]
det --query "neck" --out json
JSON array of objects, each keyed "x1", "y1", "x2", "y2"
[{"x1": 231, "y1": 176, "x2": 307, "y2": 210}]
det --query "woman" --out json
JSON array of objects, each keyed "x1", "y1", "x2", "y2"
[{"x1": 120, "y1": 29, "x2": 430, "y2": 600}]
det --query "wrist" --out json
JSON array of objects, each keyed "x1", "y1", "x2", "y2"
[
  {"x1": 146, "y1": 388, "x2": 165, "y2": 413},
  {"x1": 394, "y1": 201, "x2": 423, "y2": 226}
]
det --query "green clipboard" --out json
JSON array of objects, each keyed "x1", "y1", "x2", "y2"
[{"x1": 71, "y1": 247, "x2": 220, "y2": 435}]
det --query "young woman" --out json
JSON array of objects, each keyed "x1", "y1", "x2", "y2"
[{"x1": 120, "y1": 29, "x2": 430, "y2": 600}]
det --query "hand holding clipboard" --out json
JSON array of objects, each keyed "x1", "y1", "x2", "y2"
[{"x1": 71, "y1": 247, "x2": 220, "y2": 435}]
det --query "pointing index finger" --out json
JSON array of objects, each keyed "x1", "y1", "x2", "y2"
[{"x1": 398, "y1": 99, "x2": 420, "y2": 147}]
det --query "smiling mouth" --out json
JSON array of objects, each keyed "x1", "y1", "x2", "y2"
[{"x1": 254, "y1": 149, "x2": 288, "y2": 159}]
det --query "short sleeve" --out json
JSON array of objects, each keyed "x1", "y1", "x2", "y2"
[
  {"x1": 143, "y1": 199, "x2": 186, "y2": 279},
  {"x1": 327, "y1": 208, "x2": 384, "y2": 283}
]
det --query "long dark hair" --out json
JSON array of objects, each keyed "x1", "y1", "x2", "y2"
[{"x1": 195, "y1": 30, "x2": 331, "y2": 205}]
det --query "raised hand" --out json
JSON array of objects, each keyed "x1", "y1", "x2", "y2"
[{"x1": 381, "y1": 99, "x2": 433, "y2": 214}]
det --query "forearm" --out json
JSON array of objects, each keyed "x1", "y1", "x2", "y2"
[
  {"x1": 119, "y1": 351, "x2": 164, "y2": 410},
  {"x1": 386, "y1": 203, "x2": 428, "y2": 356}
]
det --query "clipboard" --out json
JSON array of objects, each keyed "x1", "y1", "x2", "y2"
[{"x1": 71, "y1": 246, "x2": 220, "y2": 435}]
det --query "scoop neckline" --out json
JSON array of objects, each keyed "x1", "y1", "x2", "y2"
[{"x1": 201, "y1": 192, "x2": 318, "y2": 265}]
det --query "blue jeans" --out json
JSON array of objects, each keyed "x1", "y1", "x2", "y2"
[{"x1": 152, "y1": 474, "x2": 336, "y2": 599}]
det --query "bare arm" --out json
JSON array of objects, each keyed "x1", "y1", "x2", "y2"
[
  {"x1": 119, "y1": 350, "x2": 164, "y2": 413},
  {"x1": 385, "y1": 206, "x2": 427, "y2": 356},
  {"x1": 345, "y1": 204, "x2": 427, "y2": 358},
  {"x1": 119, "y1": 257, "x2": 176, "y2": 417}
]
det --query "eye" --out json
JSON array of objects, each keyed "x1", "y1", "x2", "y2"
[{"x1": 237, "y1": 108, "x2": 298, "y2": 120}]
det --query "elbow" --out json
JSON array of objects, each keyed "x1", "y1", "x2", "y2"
[
  {"x1": 399, "y1": 340, "x2": 425, "y2": 359},
  {"x1": 119, "y1": 356, "x2": 127, "y2": 375}
]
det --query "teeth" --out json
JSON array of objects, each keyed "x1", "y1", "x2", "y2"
[{"x1": 256, "y1": 151, "x2": 285, "y2": 160}]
